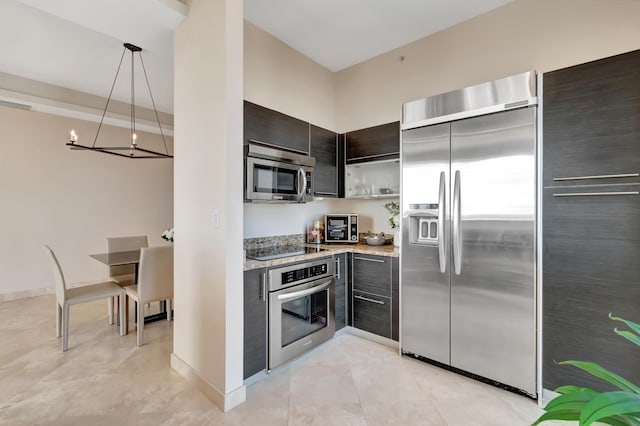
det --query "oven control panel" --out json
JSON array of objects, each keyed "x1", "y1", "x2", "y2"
[
  {"x1": 282, "y1": 263, "x2": 327, "y2": 285},
  {"x1": 268, "y1": 257, "x2": 335, "y2": 291}
]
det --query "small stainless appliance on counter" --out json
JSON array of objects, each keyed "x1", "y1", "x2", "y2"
[
  {"x1": 325, "y1": 214, "x2": 358, "y2": 243},
  {"x1": 245, "y1": 142, "x2": 315, "y2": 203},
  {"x1": 268, "y1": 258, "x2": 335, "y2": 370}
]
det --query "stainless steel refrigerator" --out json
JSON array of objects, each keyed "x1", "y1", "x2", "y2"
[{"x1": 401, "y1": 72, "x2": 537, "y2": 396}]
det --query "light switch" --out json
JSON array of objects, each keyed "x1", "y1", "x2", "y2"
[{"x1": 212, "y1": 209, "x2": 220, "y2": 229}]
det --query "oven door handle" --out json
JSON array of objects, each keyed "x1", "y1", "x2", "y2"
[{"x1": 276, "y1": 279, "x2": 332, "y2": 301}]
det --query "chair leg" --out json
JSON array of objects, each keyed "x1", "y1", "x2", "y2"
[
  {"x1": 125, "y1": 296, "x2": 130, "y2": 335},
  {"x1": 118, "y1": 294, "x2": 126, "y2": 337},
  {"x1": 56, "y1": 303, "x2": 62, "y2": 338},
  {"x1": 107, "y1": 297, "x2": 114, "y2": 325},
  {"x1": 62, "y1": 303, "x2": 70, "y2": 352},
  {"x1": 136, "y1": 301, "x2": 144, "y2": 346}
]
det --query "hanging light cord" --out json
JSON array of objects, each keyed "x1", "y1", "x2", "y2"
[
  {"x1": 138, "y1": 53, "x2": 169, "y2": 156},
  {"x1": 130, "y1": 47, "x2": 135, "y2": 149},
  {"x1": 93, "y1": 47, "x2": 127, "y2": 149}
]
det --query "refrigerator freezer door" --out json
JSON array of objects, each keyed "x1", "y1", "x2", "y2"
[
  {"x1": 401, "y1": 122, "x2": 451, "y2": 365},
  {"x1": 449, "y1": 107, "x2": 536, "y2": 395}
]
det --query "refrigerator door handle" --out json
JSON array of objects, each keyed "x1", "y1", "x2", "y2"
[
  {"x1": 453, "y1": 170, "x2": 462, "y2": 275},
  {"x1": 438, "y1": 171, "x2": 446, "y2": 273}
]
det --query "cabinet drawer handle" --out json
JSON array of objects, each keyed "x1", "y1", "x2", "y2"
[
  {"x1": 261, "y1": 272, "x2": 267, "y2": 302},
  {"x1": 354, "y1": 294, "x2": 385, "y2": 305},
  {"x1": 315, "y1": 192, "x2": 338, "y2": 196},
  {"x1": 353, "y1": 256, "x2": 386, "y2": 263},
  {"x1": 553, "y1": 173, "x2": 639, "y2": 181},
  {"x1": 553, "y1": 191, "x2": 639, "y2": 197}
]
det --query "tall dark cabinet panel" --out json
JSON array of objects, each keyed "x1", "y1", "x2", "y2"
[
  {"x1": 310, "y1": 125, "x2": 339, "y2": 197},
  {"x1": 346, "y1": 121, "x2": 400, "y2": 163},
  {"x1": 243, "y1": 269, "x2": 267, "y2": 379},
  {"x1": 244, "y1": 101, "x2": 310, "y2": 154},
  {"x1": 334, "y1": 253, "x2": 347, "y2": 331},
  {"x1": 542, "y1": 49, "x2": 640, "y2": 391}
]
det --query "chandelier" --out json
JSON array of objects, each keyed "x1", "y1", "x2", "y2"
[{"x1": 66, "y1": 43, "x2": 172, "y2": 159}]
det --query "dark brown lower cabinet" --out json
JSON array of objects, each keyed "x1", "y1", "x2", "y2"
[
  {"x1": 243, "y1": 268, "x2": 267, "y2": 379},
  {"x1": 334, "y1": 253, "x2": 347, "y2": 331},
  {"x1": 351, "y1": 254, "x2": 399, "y2": 341},
  {"x1": 353, "y1": 291, "x2": 391, "y2": 338},
  {"x1": 542, "y1": 187, "x2": 640, "y2": 391}
]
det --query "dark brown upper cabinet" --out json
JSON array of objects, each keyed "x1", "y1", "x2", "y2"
[
  {"x1": 346, "y1": 121, "x2": 400, "y2": 164},
  {"x1": 543, "y1": 49, "x2": 640, "y2": 187},
  {"x1": 244, "y1": 100, "x2": 310, "y2": 154},
  {"x1": 309, "y1": 124, "x2": 338, "y2": 197}
]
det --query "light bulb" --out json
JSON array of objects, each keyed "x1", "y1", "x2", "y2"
[
  {"x1": 70, "y1": 129, "x2": 77, "y2": 143},
  {"x1": 132, "y1": 133, "x2": 137, "y2": 145}
]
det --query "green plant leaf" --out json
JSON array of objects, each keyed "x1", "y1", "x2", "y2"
[
  {"x1": 610, "y1": 313, "x2": 640, "y2": 336},
  {"x1": 580, "y1": 391, "x2": 640, "y2": 426},
  {"x1": 559, "y1": 361, "x2": 640, "y2": 394},
  {"x1": 544, "y1": 391, "x2": 596, "y2": 412},
  {"x1": 596, "y1": 414, "x2": 640, "y2": 426},
  {"x1": 531, "y1": 409, "x2": 580, "y2": 425},
  {"x1": 555, "y1": 385, "x2": 600, "y2": 395},
  {"x1": 615, "y1": 328, "x2": 640, "y2": 347}
]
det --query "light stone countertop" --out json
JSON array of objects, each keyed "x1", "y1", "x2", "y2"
[{"x1": 243, "y1": 243, "x2": 399, "y2": 271}]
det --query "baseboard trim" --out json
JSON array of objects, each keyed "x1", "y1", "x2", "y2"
[
  {"x1": 345, "y1": 326, "x2": 399, "y2": 349},
  {"x1": 171, "y1": 353, "x2": 246, "y2": 412},
  {"x1": 0, "y1": 286, "x2": 53, "y2": 302}
]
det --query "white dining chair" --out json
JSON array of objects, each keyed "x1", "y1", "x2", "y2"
[
  {"x1": 105, "y1": 235, "x2": 148, "y2": 324},
  {"x1": 44, "y1": 245, "x2": 126, "y2": 351},
  {"x1": 124, "y1": 246, "x2": 173, "y2": 346}
]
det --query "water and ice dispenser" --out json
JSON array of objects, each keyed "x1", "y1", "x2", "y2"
[{"x1": 408, "y1": 203, "x2": 440, "y2": 245}]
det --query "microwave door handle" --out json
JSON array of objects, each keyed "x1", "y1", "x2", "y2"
[{"x1": 297, "y1": 167, "x2": 307, "y2": 198}]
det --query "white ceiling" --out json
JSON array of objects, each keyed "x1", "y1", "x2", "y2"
[
  {"x1": 0, "y1": 0, "x2": 514, "y2": 115},
  {"x1": 244, "y1": 0, "x2": 515, "y2": 72}
]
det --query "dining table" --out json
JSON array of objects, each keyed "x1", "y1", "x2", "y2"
[{"x1": 89, "y1": 249, "x2": 169, "y2": 324}]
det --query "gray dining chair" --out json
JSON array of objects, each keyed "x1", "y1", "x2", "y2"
[
  {"x1": 105, "y1": 235, "x2": 148, "y2": 324},
  {"x1": 124, "y1": 246, "x2": 173, "y2": 346},
  {"x1": 44, "y1": 245, "x2": 125, "y2": 351}
]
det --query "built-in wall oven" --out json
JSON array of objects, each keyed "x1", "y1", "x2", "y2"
[
  {"x1": 245, "y1": 142, "x2": 315, "y2": 203},
  {"x1": 268, "y1": 258, "x2": 335, "y2": 370}
]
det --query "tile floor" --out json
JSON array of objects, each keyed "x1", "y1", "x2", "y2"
[{"x1": 0, "y1": 294, "x2": 550, "y2": 425}]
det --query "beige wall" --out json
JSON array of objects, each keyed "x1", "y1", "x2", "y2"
[
  {"x1": 244, "y1": 21, "x2": 336, "y2": 131},
  {"x1": 172, "y1": 0, "x2": 245, "y2": 412},
  {"x1": 0, "y1": 105, "x2": 173, "y2": 299},
  {"x1": 335, "y1": 0, "x2": 640, "y2": 132}
]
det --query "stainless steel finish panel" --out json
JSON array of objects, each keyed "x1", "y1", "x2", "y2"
[
  {"x1": 247, "y1": 142, "x2": 315, "y2": 166},
  {"x1": 402, "y1": 72, "x2": 537, "y2": 130},
  {"x1": 449, "y1": 107, "x2": 536, "y2": 395},
  {"x1": 401, "y1": 122, "x2": 451, "y2": 365},
  {"x1": 268, "y1": 258, "x2": 334, "y2": 291}
]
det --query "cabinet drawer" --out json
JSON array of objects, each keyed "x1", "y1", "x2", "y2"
[
  {"x1": 353, "y1": 291, "x2": 391, "y2": 338},
  {"x1": 352, "y1": 254, "x2": 391, "y2": 297}
]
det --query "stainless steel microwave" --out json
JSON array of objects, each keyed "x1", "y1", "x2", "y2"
[
  {"x1": 245, "y1": 142, "x2": 315, "y2": 203},
  {"x1": 325, "y1": 214, "x2": 358, "y2": 243}
]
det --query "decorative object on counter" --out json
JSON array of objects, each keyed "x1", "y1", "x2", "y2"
[
  {"x1": 384, "y1": 201, "x2": 400, "y2": 247},
  {"x1": 66, "y1": 43, "x2": 172, "y2": 159},
  {"x1": 533, "y1": 313, "x2": 640, "y2": 426},
  {"x1": 365, "y1": 232, "x2": 390, "y2": 246},
  {"x1": 307, "y1": 220, "x2": 325, "y2": 244},
  {"x1": 161, "y1": 228, "x2": 174, "y2": 242}
]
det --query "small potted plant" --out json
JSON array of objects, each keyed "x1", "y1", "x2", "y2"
[{"x1": 384, "y1": 201, "x2": 400, "y2": 247}]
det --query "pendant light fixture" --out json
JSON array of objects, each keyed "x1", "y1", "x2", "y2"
[{"x1": 66, "y1": 43, "x2": 172, "y2": 159}]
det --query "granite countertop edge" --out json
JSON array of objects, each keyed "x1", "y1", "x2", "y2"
[{"x1": 243, "y1": 243, "x2": 399, "y2": 271}]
